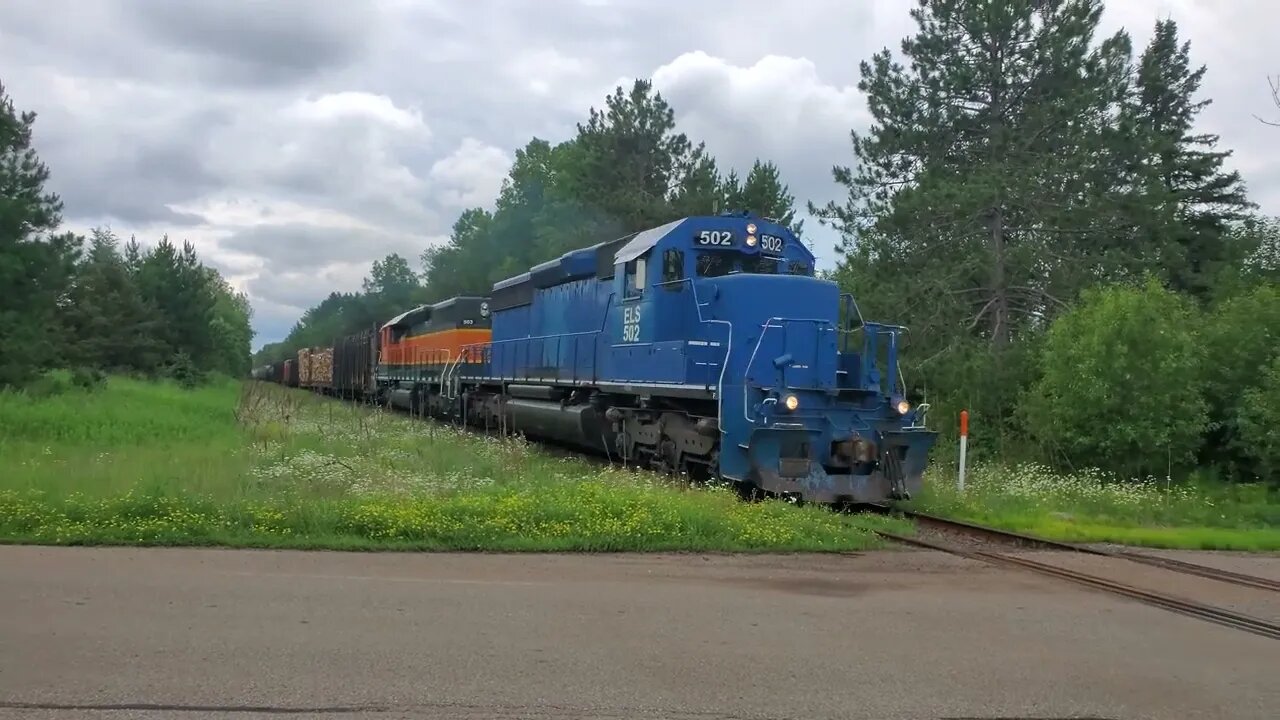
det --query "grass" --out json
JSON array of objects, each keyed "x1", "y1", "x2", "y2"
[
  {"x1": 906, "y1": 460, "x2": 1280, "y2": 551},
  {"x1": 0, "y1": 376, "x2": 908, "y2": 552}
]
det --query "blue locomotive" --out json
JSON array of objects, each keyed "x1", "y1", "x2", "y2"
[{"x1": 268, "y1": 210, "x2": 937, "y2": 505}]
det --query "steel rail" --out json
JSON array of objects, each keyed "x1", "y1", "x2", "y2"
[
  {"x1": 876, "y1": 530, "x2": 1280, "y2": 641},
  {"x1": 1108, "y1": 550, "x2": 1280, "y2": 593},
  {"x1": 877, "y1": 506, "x2": 1280, "y2": 594}
]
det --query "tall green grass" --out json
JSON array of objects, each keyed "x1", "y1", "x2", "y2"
[
  {"x1": 0, "y1": 377, "x2": 906, "y2": 551},
  {"x1": 1, "y1": 376, "x2": 252, "y2": 500},
  {"x1": 908, "y1": 461, "x2": 1280, "y2": 551}
]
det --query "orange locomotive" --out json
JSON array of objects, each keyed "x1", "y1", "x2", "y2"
[{"x1": 378, "y1": 296, "x2": 491, "y2": 386}]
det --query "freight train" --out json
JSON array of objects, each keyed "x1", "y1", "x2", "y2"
[{"x1": 254, "y1": 211, "x2": 937, "y2": 505}]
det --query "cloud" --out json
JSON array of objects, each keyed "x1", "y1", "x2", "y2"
[
  {"x1": 651, "y1": 52, "x2": 870, "y2": 264},
  {"x1": 1, "y1": 0, "x2": 1275, "y2": 351},
  {"x1": 196, "y1": 90, "x2": 435, "y2": 231},
  {"x1": 429, "y1": 139, "x2": 513, "y2": 211},
  {"x1": 219, "y1": 223, "x2": 424, "y2": 274},
  {"x1": 124, "y1": 0, "x2": 376, "y2": 87},
  {"x1": 247, "y1": 262, "x2": 372, "y2": 313}
]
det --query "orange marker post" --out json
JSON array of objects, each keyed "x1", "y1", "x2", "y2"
[{"x1": 958, "y1": 410, "x2": 969, "y2": 493}]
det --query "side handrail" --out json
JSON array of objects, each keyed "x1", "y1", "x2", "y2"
[
  {"x1": 649, "y1": 277, "x2": 734, "y2": 430},
  {"x1": 440, "y1": 346, "x2": 467, "y2": 400},
  {"x1": 447, "y1": 292, "x2": 618, "y2": 388}
]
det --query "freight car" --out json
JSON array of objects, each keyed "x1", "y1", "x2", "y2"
[
  {"x1": 258, "y1": 210, "x2": 937, "y2": 505},
  {"x1": 331, "y1": 330, "x2": 378, "y2": 399}
]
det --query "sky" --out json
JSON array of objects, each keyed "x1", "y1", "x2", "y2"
[{"x1": 2, "y1": 0, "x2": 1276, "y2": 350}]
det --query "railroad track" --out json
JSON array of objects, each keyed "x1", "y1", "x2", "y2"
[
  {"x1": 872, "y1": 508, "x2": 1280, "y2": 641},
  {"x1": 886, "y1": 508, "x2": 1280, "y2": 593}
]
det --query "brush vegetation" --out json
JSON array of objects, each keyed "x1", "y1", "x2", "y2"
[
  {"x1": 908, "y1": 461, "x2": 1280, "y2": 551},
  {"x1": 0, "y1": 376, "x2": 907, "y2": 551}
]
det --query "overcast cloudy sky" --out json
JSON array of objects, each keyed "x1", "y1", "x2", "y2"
[{"x1": 2, "y1": 0, "x2": 1276, "y2": 348}]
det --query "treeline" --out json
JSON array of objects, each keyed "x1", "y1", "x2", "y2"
[
  {"x1": 0, "y1": 80, "x2": 252, "y2": 390},
  {"x1": 254, "y1": 80, "x2": 803, "y2": 364},
  {"x1": 253, "y1": 253, "x2": 425, "y2": 363},
  {"x1": 817, "y1": 3, "x2": 1279, "y2": 482}
]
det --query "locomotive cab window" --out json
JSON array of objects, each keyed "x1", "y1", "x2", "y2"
[
  {"x1": 696, "y1": 252, "x2": 735, "y2": 277},
  {"x1": 696, "y1": 252, "x2": 782, "y2": 277},
  {"x1": 662, "y1": 249, "x2": 685, "y2": 283},
  {"x1": 623, "y1": 256, "x2": 647, "y2": 298},
  {"x1": 741, "y1": 255, "x2": 780, "y2": 274}
]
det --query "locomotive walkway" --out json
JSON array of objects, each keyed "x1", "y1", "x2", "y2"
[{"x1": 2, "y1": 545, "x2": 1277, "y2": 719}]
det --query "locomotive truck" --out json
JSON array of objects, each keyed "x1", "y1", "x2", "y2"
[{"x1": 260, "y1": 211, "x2": 937, "y2": 505}]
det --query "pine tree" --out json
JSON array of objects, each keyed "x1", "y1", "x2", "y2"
[
  {"x1": 63, "y1": 228, "x2": 165, "y2": 374},
  {"x1": 817, "y1": 0, "x2": 1135, "y2": 346},
  {"x1": 134, "y1": 236, "x2": 219, "y2": 378},
  {"x1": 669, "y1": 147, "x2": 725, "y2": 218},
  {"x1": 0, "y1": 79, "x2": 82, "y2": 387},
  {"x1": 812, "y1": 0, "x2": 1136, "y2": 438},
  {"x1": 1125, "y1": 19, "x2": 1254, "y2": 299},
  {"x1": 556, "y1": 79, "x2": 701, "y2": 235},
  {"x1": 724, "y1": 160, "x2": 803, "y2": 236}
]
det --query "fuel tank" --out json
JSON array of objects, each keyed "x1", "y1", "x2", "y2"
[
  {"x1": 388, "y1": 388, "x2": 415, "y2": 412},
  {"x1": 502, "y1": 398, "x2": 610, "y2": 453}
]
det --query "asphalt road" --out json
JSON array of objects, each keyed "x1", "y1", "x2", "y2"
[{"x1": 1, "y1": 545, "x2": 1277, "y2": 720}]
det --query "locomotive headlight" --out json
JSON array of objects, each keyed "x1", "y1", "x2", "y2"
[
  {"x1": 746, "y1": 234, "x2": 758, "y2": 246},
  {"x1": 895, "y1": 399, "x2": 910, "y2": 415},
  {"x1": 746, "y1": 222, "x2": 757, "y2": 234},
  {"x1": 784, "y1": 394, "x2": 799, "y2": 411}
]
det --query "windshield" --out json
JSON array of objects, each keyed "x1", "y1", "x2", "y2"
[{"x1": 696, "y1": 252, "x2": 808, "y2": 277}]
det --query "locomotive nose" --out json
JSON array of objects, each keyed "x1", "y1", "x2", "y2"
[{"x1": 834, "y1": 436, "x2": 877, "y2": 464}]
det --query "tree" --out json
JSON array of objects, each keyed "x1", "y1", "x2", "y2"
[
  {"x1": 1240, "y1": 216, "x2": 1280, "y2": 281},
  {"x1": 558, "y1": 79, "x2": 698, "y2": 234},
  {"x1": 811, "y1": 0, "x2": 1139, "y2": 442},
  {"x1": 133, "y1": 236, "x2": 219, "y2": 378},
  {"x1": 421, "y1": 137, "x2": 577, "y2": 300},
  {"x1": 817, "y1": 0, "x2": 1135, "y2": 344},
  {"x1": 418, "y1": 80, "x2": 749, "y2": 303},
  {"x1": 1124, "y1": 19, "x2": 1254, "y2": 300},
  {"x1": 362, "y1": 253, "x2": 419, "y2": 299},
  {"x1": 1021, "y1": 279, "x2": 1209, "y2": 478},
  {"x1": 361, "y1": 252, "x2": 424, "y2": 321},
  {"x1": 668, "y1": 147, "x2": 726, "y2": 219},
  {"x1": 0, "y1": 79, "x2": 82, "y2": 388},
  {"x1": 724, "y1": 160, "x2": 803, "y2": 237},
  {"x1": 62, "y1": 228, "x2": 165, "y2": 374},
  {"x1": 1237, "y1": 355, "x2": 1280, "y2": 482},
  {"x1": 204, "y1": 267, "x2": 254, "y2": 377},
  {"x1": 1257, "y1": 76, "x2": 1279, "y2": 127},
  {"x1": 1201, "y1": 284, "x2": 1280, "y2": 477}
]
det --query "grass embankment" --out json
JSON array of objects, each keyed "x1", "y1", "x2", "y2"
[
  {"x1": 0, "y1": 377, "x2": 906, "y2": 551},
  {"x1": 907, "y1": 461, "x2": 1280, "y2": 551}
]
